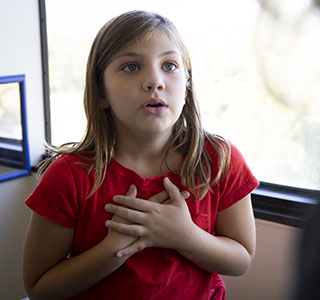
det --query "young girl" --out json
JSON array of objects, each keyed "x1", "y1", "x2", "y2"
[{"x1": 23, "y1": 10, "x2": 259, "y2": 300}]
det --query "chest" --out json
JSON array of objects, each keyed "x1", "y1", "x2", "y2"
[{"x1": 71, "y1": 166, "x2": 220, "y2": 255}]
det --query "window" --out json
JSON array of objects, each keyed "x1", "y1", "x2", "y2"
[
  {"x1": 0, "y1": 74, "x2": 31, "y2": 182},
  {"x1": 0, "y1": 81, "x2": 22, "y2": 140},
  {"x1": 41, "y1": 0, "x2": 320, "y2": 226}
]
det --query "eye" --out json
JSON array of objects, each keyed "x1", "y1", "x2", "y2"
[
  {"x1": 122, "y1": 63, "x2": 139, "y2": 72},
  {"x1": 163, "y1": 62, "x2": 177, "y2": 71}
]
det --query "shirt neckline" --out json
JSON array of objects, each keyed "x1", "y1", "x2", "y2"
[{"x1": 110, "y1": 157, "x2": 177, "y2": 182}]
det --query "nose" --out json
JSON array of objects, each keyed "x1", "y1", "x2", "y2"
[{"x1": 142, "y1": 70, "x2": 165, "y2": 92}]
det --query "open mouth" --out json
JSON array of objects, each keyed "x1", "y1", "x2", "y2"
[
  {"x1": 143, "y1": 98, "x2": 167, "y2": 108},
  {"x1": 146, "y1": 103, "x2": 164, "y2": 107},
  {"x1": 142, "y1": 99, "x2": 168, "y2": 114}
]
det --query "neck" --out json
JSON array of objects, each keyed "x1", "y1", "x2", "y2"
[{"x1": 114, "y1": 131, "x2": 180, "y2": 178}]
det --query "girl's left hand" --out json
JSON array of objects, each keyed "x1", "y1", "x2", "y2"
[{"x1": 105, "y1": 177, "x2": 192, "y2": 257}]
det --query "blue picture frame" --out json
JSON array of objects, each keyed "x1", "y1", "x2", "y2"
[{"x1": 0, "y1": 74, "x2": 31, "y2": 182}]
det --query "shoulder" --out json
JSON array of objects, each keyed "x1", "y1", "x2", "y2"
[
  {"x1": 42, "y1": 153, "x2": 90, "y2": 177},
  {"x1": 25, "y1": 154, "x2": 89, "y2": 228},
  {"x1": 216, "y1": 140, "x2": 259, "y2": 209},
  {"x1": 35, "y1": 154, "x2": 94, "y2": 194}
]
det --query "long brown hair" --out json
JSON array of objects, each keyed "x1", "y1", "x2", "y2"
[{"x1": 40, "y1": 10, "x2": 230, "y2": 200}]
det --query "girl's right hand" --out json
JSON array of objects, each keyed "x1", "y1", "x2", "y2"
[
  {"x1": 108, "y1": 185, "x2": 170, "y2": 225},
  {"x1": 105, "y1": 179, "x2": 191, "y2": 257},
  {"x1": 105, "y1": 185, "x2": 170, "y2": 253}
]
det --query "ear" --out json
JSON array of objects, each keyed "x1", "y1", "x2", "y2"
[{"x1": 100, "y1": 97, "x2": 109, "y2": 109}]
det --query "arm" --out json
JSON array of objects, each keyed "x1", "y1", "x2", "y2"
[
  {"x1": 23, "y1": 185, "x2": 174, "y2": 300},
  {"x1": 23, "y1": 186, "x2": 139, "y2": 300},
  {"x1": 23, "y1": 213, "x2": 129, "y2": 300},
  {"x1": 178, "y1": 193, "x2": 256, "y2": 275},
  {"x1": 105, "y1": 177, "x2": 256, "y2": 275}
]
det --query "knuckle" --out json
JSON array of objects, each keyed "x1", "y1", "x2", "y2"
[
  {"x1": 124, "y1": 209, "x2": 132, "y2": 219},
  {"x1": 128, "y1": 225, "x2": 141, "y2": 236},
  {"x1": 151, "y1": 206, "x2": 162, "y2": 216},
  {"x1": 170, "y1": 188, "x2": 181, "y2": 198},
  {"x1": 120, "y1": 207, "x2": 134, "y2": 220},
  {"x1": 131, "y1": 198, "x2": 140, "y2": 207},
  {"x1": 137, "y1": 227, "x2": 147, "y2": 237},
  {"x1": 136, "y1": 243, "x2": 143, "y2": 252},
  {"x1": 171, "y1": 184, "x2": 180, "y2": 192}
]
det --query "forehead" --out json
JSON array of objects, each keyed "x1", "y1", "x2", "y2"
[{"x1": 116, "y1": 29, "x2": 182, "y2": 57}]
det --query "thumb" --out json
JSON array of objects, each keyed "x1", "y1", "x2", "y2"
[
  {"x1": 163, "y1": 177, "x2": 189, "y2": 204},
  {"x1": 125, "y1": 184, "x2": 137, "y2": 197}
]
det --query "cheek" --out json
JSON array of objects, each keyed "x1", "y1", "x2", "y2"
[
  {"x1": 104, "y1": 85, "x2": 123, "y2": 109},
  {"x1": 172, "y1": 90, "x2": 187, "y2": 117},
  {"x1": 170, "y1": 74, "x2": 187, "y2": 93},
  {"x1": 175, "y1": 81, "x2": 188, "y2": 105}
]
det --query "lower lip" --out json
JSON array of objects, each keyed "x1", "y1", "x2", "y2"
[{"x1": 141, "y1": 106, "x2": 168, "y2": 115}]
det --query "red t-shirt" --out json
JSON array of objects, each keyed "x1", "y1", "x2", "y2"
[{"x1": 26, "y1": 142, "x2": 259, "y2": 300}]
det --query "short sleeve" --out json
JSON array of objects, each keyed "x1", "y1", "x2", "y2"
[
  {"x1": 218, "y1": 143, "x2": 259, "y2": 211},
  {"x1": 25, "y1": 156, "x2": 80, "y2": 228}
]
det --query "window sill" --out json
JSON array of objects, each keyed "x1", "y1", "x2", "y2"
[
  {"x1": 252, "y1": 182, "x2": 319, "y2": 228},
  {"x1": 0, "y1": 169, "x2": 31, "y2": 183}
]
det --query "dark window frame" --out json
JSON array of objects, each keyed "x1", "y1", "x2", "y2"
[
  {"x1": 252, "y1": 182, "x2": 319, "y2": 228},
  {"x1": 38, "y1": 0, "x2": 320, "y2": 228}
]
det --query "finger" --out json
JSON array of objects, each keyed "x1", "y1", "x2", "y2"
[
  {"x1": 107, "y1": 186, "x2": 138, "y2": 226},
  {"x1": 105, "y1": 220, "x2": 145, "y2": 237},
  {"x1": 125, "y1": 184, "x2": 137, "y2": 197},
  {"x1": 163, "y1": 177, "x2": 187, "y2": 204},
  {"x1": 105, "y1": 204, "x2": 146, "y2": 223},
  {"x1": 161, "y1": 191, "x2": 190, "y2": 204},
  {"x1": 148, "y1": 190, "x2": 169, "y2": 204},
  {"x1": 116, "y1": 239, "x2": 149, "y2": 258},
  {"x1": 148, "y1": 186, "x2": 188, "y2": 204},
  {"x1": 181, "y1": 190, "x2": 190, "y2": 199},
  {"x1": 112, "y1": 196, "x2": 157, "y2": 212}
]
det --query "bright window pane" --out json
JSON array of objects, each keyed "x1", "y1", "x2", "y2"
[
  {"x1": 0, "y1": 82, "x2": 22, "y2": 140},
  {"x1": 46, "y1": 0, "x2": 320, "y2": 190}
]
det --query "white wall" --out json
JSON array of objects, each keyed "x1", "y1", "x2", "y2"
[
  {"x1": 0, "y1": 1, "x2": 303, "y2": 300},
  {"x1": 0, "y1": 0, "x2": 45, "y2": 165},
  {"x1": 0, "y1": 175, "x2": 37, "y2": 300},
  {"x1": 0, "y1": 0, "x2": 44, "y2": 299}
]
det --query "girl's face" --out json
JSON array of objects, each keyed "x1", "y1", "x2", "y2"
[{"x1": 102, "y1": 29, "x2": 187, "y2": 141}]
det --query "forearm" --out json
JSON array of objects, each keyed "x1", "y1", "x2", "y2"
[
  {"x1": 177, "y1": 225, "x2": 254, "y2": 276},
  {"x1": 27, "y1": 233, "x2": 134, "y2": 300}
]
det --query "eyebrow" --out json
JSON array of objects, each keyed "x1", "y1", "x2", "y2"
[{"x1": 114, "y1": 50, "x2": 181, "y2": 60}]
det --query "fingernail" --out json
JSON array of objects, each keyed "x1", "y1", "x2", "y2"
[
  {"x1": 182, "y1": 191, "x2": 190, "y2": 198},
  {"x1": 131, "y1": 185, "x2": 137, "y2": 194},
  {"x1": 105, "y1": 204, "x2": 114, "y2": 212},
  {"x1": 117, "y1": 251, "x2": 129, "y2": 258}
]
